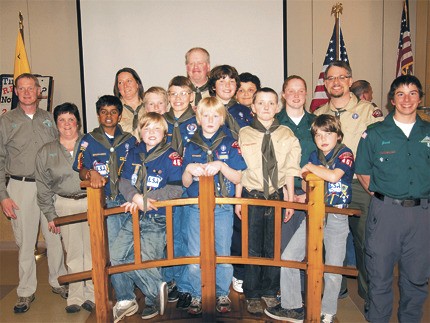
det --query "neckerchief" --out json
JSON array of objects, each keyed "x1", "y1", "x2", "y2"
[
  {"x1": 123, "y1": 102, "x2": 144, "y2": 131},
  {"x1": 137, "y1": 139, "x2": 171, "y2": 212},
  {"x1": 90, "y1": 125, "x2": 133, "y2": 199},
  {"x1": 317, "y1": 143, "x2": 346, "y2": 208},
  {"x1": 192, "y1": 81, "x2": 209, "y2": 105},
  {"x1": 317, "y1": 143, "x2": 346, "y2": 168},
  {"x1": 334, "y1": 108, "x2": 346, "y2": 118},
  {"x1": 251, "y1": 118, "x2": 280, "y2": 199},
  {"x1": 164, "y1": 106, "x2": 195, "y2": 155},
  {"x1": 189, "y1": 129, "x2": 228, "y2": 197},
  {"x1": 224, "y1": 100, "x2": 241, "y2": 140}
]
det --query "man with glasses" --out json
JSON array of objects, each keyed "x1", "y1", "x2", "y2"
[
  {"x1": 0, "y1": 73, "x2": 67, "y2": 313},
  {"x1": 314, "y1": 61, "x2": 383, "y2": 310}
]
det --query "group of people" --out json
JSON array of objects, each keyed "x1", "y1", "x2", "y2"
[{"x1": 0, "y1": 46, "x2": 428, "y2": 323}]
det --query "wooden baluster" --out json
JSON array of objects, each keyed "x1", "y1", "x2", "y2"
[
  {"x1": 199, "y1": 176, "x2": 216, "y2": 321},
  {"x1": 305, "y1": 173, "x2": 325, "y2": 322},
  {"x1": 85, "y1": 184, "x2": 113, "y2": 323}
]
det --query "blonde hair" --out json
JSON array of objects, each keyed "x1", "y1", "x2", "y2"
[
  {"x1": 196, "y1": 97, "x2": 226, "y2": 125},
  {"x1": 138, "y1": 112, "x2": 168, "y2": 139},
  {"x1": 143, "y1": 86, "x2": 168, "y2": 107}
]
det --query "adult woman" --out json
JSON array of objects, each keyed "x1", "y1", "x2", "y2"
[
  {"x1": 35, "y1": 103, "x2": 94, "y2": 313},
  {"x1": 113, "y1": 67, "x2": 145, "y2": 138}
]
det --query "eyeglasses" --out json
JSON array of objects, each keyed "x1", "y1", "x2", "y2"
[
  {"x1": 168, "y1": 91, "x2": 191, "y2": 98},
  {"x1": 325, "y1": 75, "x2": 351, "y2": 83}
]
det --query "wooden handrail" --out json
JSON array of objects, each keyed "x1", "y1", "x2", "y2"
[{"x1": 55, "y1": 175, "x2": 360, "y2": 323}]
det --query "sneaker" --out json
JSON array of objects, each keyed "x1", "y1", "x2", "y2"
[
  {"x1": 264, "y1": 304, "x2": 304, "y2": 322},
  {"x1": 321, "y1": 313, "x2": 335, "y2": 323},
  {"x1": 187, "y1": 297, "x2": 202, "y2": 315},
  {"x1": 65, "y1": 304, "x2": 81, "y2": 313},
  {"x1": 113, "y1": 299, "x2": 139, "y2": 323},
  {"x1": 167, "y1": 280, "x2": 179, "y2": 302},
  {"x1": 261, "y1": 296, "x2": 280, "y2": 308},
  {"x1": 141, "y1": 305, "x2": 158, "y2": 320},
  {"x1": 159, "y1": 281, "x2": 168, "y2": 315},
  {"x1": 81, "y1": 300, "x2": 95, "y2": 312},
  {"x1": 52, "y1": 286, "x2": 68, "y2": 299},
  {"x1": 232, "y1": 276, "x2": 243, "y2": 293},
  {"x1": 216, "y1": 295, "x2": 231, "y2": 313},
  {"x1": 246, "y1": 299, "x2": 264, "y2": 314},
  {"x1": 176, "y1": 292, "x2": 192, "y2": 310},
  {"x1": 13, "y1": 294, "x2": 35, "y2": 313}
]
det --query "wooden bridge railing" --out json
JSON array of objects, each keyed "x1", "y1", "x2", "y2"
[{"x1": 55, "y1": 173, "x2": 360, "y2": 323}]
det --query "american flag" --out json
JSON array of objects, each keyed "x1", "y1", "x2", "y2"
[
  {"x1": 396, "y1": 0, "x2": 413, "y2": 77},
  {"x1": 310, "y1": 25, "x2": 349, "y2": 112}
]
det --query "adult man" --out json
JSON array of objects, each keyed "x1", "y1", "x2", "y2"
[
  {"x1": 355, "y1": 75, "x2": 430, "y2": 322},
  {"x1": 185, "y1": 47, "x2": 211, "y2": 106},
  {"x1": 350, "y1": 80, "x2": 374, "y2": 103},
  {"x1": 314, "y1": 61, "x2": 384, "y2": 303},
  {"x1": 0, "y1": 73, "x2": 67, "y2": 313}
]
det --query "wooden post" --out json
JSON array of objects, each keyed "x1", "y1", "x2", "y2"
[
  {"x1": 305, "y1": 173, "x2": 325, "y2": 322},
  {"x1": 199, "y1": 176, "x2": 216, "y2": 321},
  {"x1": 85, "y1": 185, "x2": 113, "y2": 323}
]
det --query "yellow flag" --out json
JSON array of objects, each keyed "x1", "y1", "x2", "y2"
[{"x1": 14, "y1": 30, "x2": 31, "y2": 81}]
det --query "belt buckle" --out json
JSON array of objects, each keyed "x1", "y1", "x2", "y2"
[{"x1": 401, "y1": 199, "x2": 416, "y2": 207}]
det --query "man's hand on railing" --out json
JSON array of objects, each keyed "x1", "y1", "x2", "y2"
[
  {"x1": 294, "y1": 194, "x2": 306, "y2": 203},
  {"x1": 48, "y1": 220, "x2": 61, "y2": 234}
]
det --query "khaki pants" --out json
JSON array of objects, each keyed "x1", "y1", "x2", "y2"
[
  {"x1": 8, "y1": 179, "x2": 66, "y2": 297},
  {"x1": 55, "y1": 195, "x2": 94, "y2": 306}
]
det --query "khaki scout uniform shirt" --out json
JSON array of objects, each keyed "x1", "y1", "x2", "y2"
[
  {"x1": 35, "y1": 136, "x2": 85, "y2": 222},
  {"x1": 239, "y1": 125, "x2": 301, "y2": 194},
  {"x1": 314, "y1": 93, "x2": 384, "y2": 155},
  {"x1": 119, "y1": 101, "x2": 145, "y2": 138},
  {"x1": 0, "y1": 106, "x2": 57, "y2": 201}
]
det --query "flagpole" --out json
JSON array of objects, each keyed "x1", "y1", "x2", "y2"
[
  {"x1": 19, "y1": 11, "x2": 24, "y2": 41},
  {"x1": 331, "y1": 3, "x2": 343, "y2": 60}
]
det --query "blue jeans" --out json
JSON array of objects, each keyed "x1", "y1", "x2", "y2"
[
  {"x1": 110, "y1": 213, "x2": 166, "y2": 306},
  {"x1": 106, "y1": 195, "x2": 135, "y2": 301},
  {"x1": 184, "y1": 204, "x2": 233, "y2": 298},
  {"x1": 281, "y1": 213, "x2": 349, "y2": 315},
  {"x1": 162, "y1": 191, "x2": 191, "y2": 293}
]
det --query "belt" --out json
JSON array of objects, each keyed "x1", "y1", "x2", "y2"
[
  {"x1": 332, "y1": 204, "x2": 348, "y2": 209},
  {"x1": 10, "y1": 175, "x2": 35, "y2": 182},
  {"x1": 374, "y1": 192, "x2": 424, "y2": 207},
  {"x1": 58, "y1": 193, "x2": 87, "y2": 200}
]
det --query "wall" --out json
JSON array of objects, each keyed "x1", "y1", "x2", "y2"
[{"x1": 287, "y1": 0, "x2": 417, "y2": 113}]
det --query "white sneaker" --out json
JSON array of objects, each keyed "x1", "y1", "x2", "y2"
[
  {"x1": 232, "y1": 276, "x2": 243, "y2": 293},
  {"x1": 321, "y1": 313, "x2": 335, "y2": 323},
  {"x1": 113, "y1": 299, "x2": 139, "y2": 323}
]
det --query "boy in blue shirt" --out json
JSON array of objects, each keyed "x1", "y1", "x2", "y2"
[
  {"x1": 182, "y1": 96, "x2": 247, "y2": 315},
  {"x1": 162, "y1": 75, "x2": 198, "y2": 308},
  {"x1": 112, "y1": 112, "x2": 183, "y2": 320},
  {"x1": 208, "y1": 65, "x2": 253, "y2": 139},
  {"x1": 73, "y1": 95, "x2": 138, "y2": 323},
  {"x1": 265, "y1": 114, "x2": 354, "y2": 323}
]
